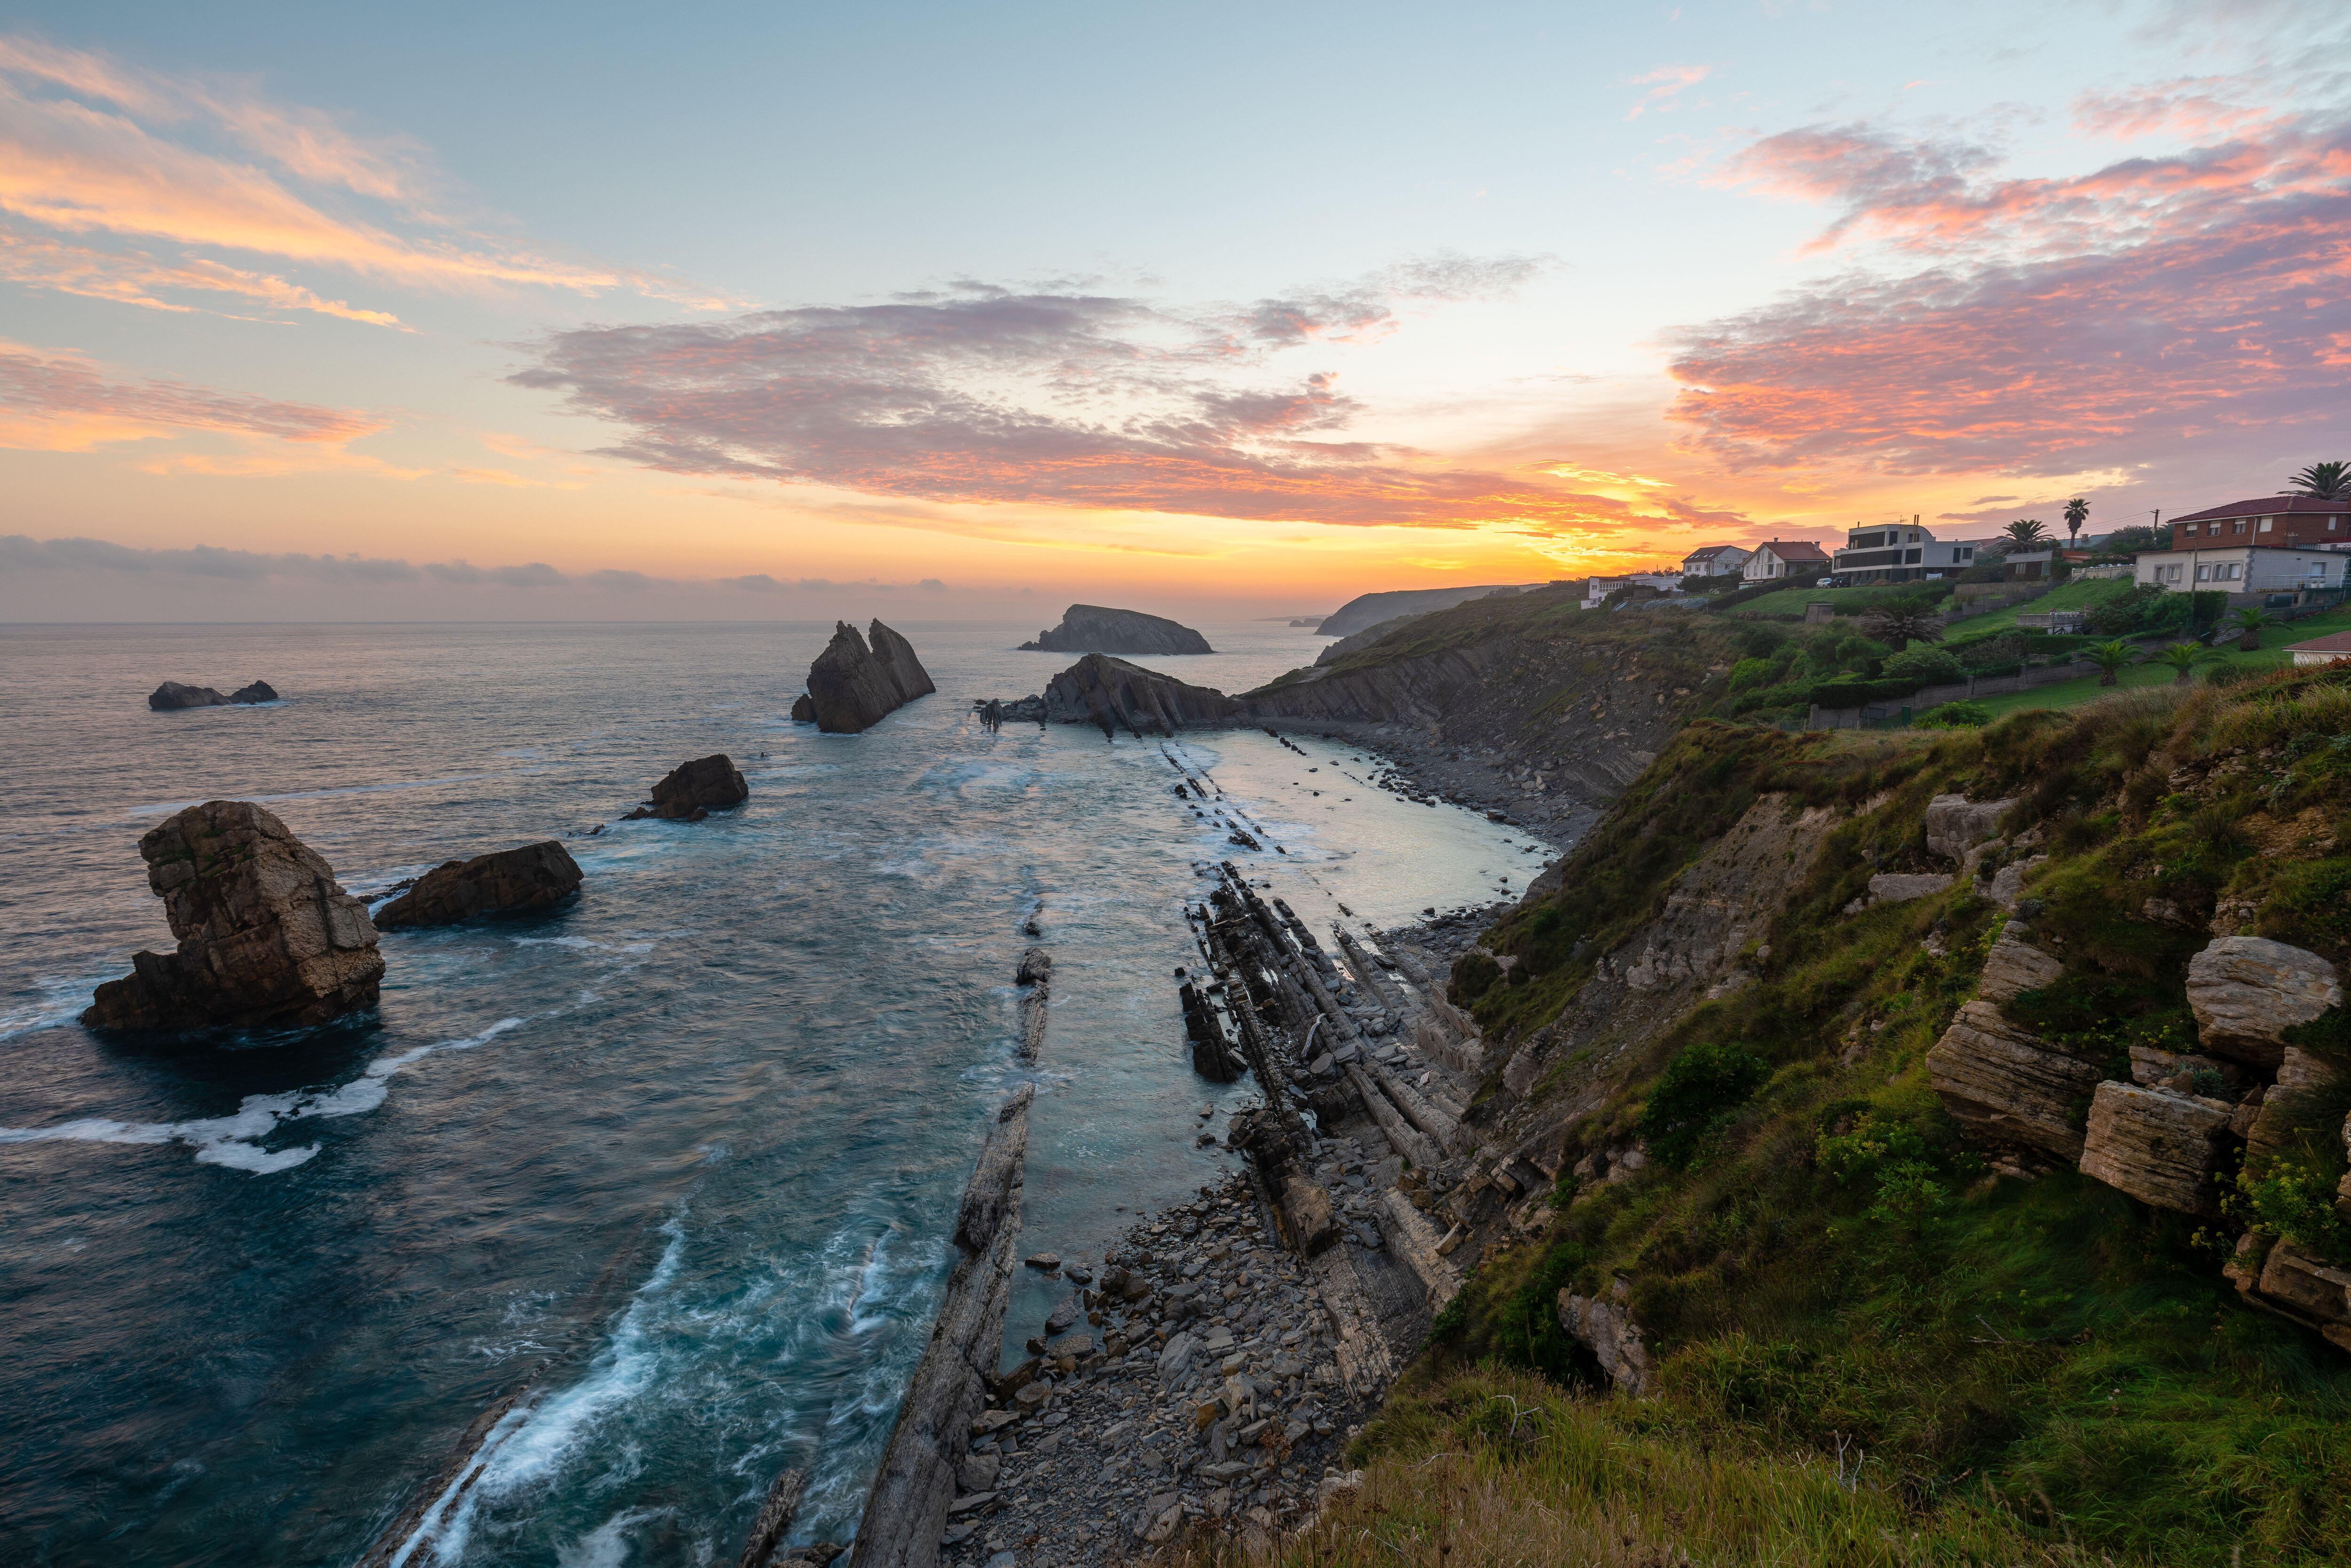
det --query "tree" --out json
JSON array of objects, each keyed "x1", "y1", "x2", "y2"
[
  {"x1": 2150, "y1": 641, "x2": 2218, "y2": 685},
  {"x1": 2086, "y1": 639, "x2": 2136, "y2": 687},
  {"x1": 2004, "y1": 518, "x2": 2051, "y2": 548},
  {"x1": 2289, "y1": 461, "x2": 2351, "y2": 500},
  {"x1": 2230, "y1": 607, "x2": 2278, "y2": 651},
  {"x1": 1861, "y1": 600, "x2": 1947, "y2": 651},
  {"x1": 2063, "y1": 497, "x2": 2089, "y2": 545}
]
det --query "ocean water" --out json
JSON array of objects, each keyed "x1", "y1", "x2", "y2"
[{"x1": 0, "y1": 621, "x2": 1542, "y2": 1567}]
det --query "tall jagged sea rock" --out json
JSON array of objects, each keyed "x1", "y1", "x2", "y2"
[
  {"x1": 1018, "y1": 604, "x2": 1213, "y2": 655},
  {"x1": 798, "y1": 620, "x2": 937, "y2": 733},
  {"x1": 83, "y1": 801, "x2": 383, "y2": 1032}
]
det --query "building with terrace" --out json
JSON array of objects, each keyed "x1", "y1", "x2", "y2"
[{"x1": 1828, "y1": 518, "x2": 1979, "y2": 583}]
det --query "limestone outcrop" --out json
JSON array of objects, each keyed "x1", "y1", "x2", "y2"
[
  {"x1": 1925, "y1": 1001, "x2": 2104, "y2": 1165},
  {"x1": 149, "y1": 679, "x2": 278, "y2": 709},
  {"x1": 2185, "y1": 937, "x2": 2341, "y2": 1067},
  {"x1": 1978, "y1": 924, "x2": 2064, "y2": 1002},
  {"x1": 800, "y1": 619, "x2": 936, "y2": 733},
  {"x1": 2077, "y1": 1081, "x2": 2234, "y2": 1215},
  {"x1": 624, "y1": 755, "x2": 748, "y2": 821},
  {"x1": 373, "y1": 841, "x2": 584, "y2": 929},
  {"x1": 1557, "y1": 1282, "x2": 1653, "y2": 1395},
  {"x1": 1019, "y1": 604, "x2": 1213, "y2": 656},
  {"x1": 1924, "y1": 793, "x2": 2013, "y2": 862},
  {"x1": 2231, "y1": 1239, "x2": 2351, "y2": 1352},
  {"x1": 82, "y1": 800, "x2": 383, "y2": 1032}
]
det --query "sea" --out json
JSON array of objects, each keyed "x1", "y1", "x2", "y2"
[{"x1": 0, "y1": 620, "x2": 1544, "y2": 1567}]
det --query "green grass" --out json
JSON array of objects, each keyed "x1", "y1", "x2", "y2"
[
  {"x1": 1959, "y1": 605, "x2": 2351, "y2": 719},
  {"x1": 1942, "y1": 574, "x2": 2139, "y2": 639},
  {"x1": 1730, "y1": 582, "x2": 1951, "y2": 620}
]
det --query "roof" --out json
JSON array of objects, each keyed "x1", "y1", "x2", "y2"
[
  {"x1": 2170, "y1": 495, "x2": 2351, "y2": 524},
  {"x1": 1755, "y1": 540, "x2": 1830, "y2": 561},
  {"x1": 2288, "y1": 631, "x2": 2351, "y2": 653},
  {"x1": 1682, "y1": 544, "x2": 1747, "y2": 559},
  {"x1": 2136, "y1": 543, "x2": 2350, "y2": 557}
]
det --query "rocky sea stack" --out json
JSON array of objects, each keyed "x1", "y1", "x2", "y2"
[
  {"x1": 623, "y1": 755, "x2": 748, "y2": 821},
  {"x1": 985, "y1": 654, "x2": 1240, "y2": 738},
  {"x1": 150, "y1": 680, "x2": 278, "y2": 710},
  {"x1": 373, "y1": 841, "x2": 584, "y2": 929},
  {"x1": 83, "y1": 800, "x2": 383, "y2": 1032},
  {"x1": 1018, "y1": 604, "x2": 1213, "y2": 656},
  {"x1": 797, "y1": 619, "x2": 936, "y2": 733}
]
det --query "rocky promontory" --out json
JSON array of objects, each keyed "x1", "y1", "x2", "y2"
[
  {"x1": 150, "y1": 679, "x2": 278, "y2": 710},
  {"x1": 623, "y1": 755, "x2": 748, "y2": 821},
  {"x1": 83, "y1": 800, "x2": 384, "y2": 1032},
  {"x1": 985, "y1": 654, "x2": 1241, "y2": 738},
  {"x1": 373, "y1": 841, "x2": 584, "y2": 929},
  {"x1": 1019, "y1": 605, "x2": 1213, "y2": 656},
  {"x1": 796, "y1": 619, "x2": 936, "y2": 733},
  {"x1": 1316, "y1": 585, "x2": 1538, "y2": 638}
]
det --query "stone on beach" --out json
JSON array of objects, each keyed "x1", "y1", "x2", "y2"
[
  {"x1": 372, "y1": 840, "x2": 584, "y2": 929},
  {"x1": 82, "y1": 800, "x2": 384, "y2": 1032}
]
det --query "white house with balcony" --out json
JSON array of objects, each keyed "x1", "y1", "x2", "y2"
[
  {"x1": 1680, "y1": 544, "x2": 1751, "y2": 578},
  {"x1": 2133, "y1": 544, "x2": 2350, "y2": 596},
  {"x1": 1829, "y1": 520, "x2": 1978, "y2": 583}
]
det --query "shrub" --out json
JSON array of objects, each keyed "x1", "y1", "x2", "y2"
[
  {"x1": 1881, "y1": 645, "x2": 1965, "y2": 685},
  {"x1": 1639, "y1": 1040, "x2": 1767, "y2": 1167},
  {"x1": 1917, "y1": 699, "x2": 1992, "y2": 729}
]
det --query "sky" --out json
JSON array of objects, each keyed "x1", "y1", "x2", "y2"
[{"x1": 3, "y1": 0, "x2": 2348, "y2": 622}]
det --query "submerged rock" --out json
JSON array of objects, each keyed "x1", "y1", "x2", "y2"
[
  {"x1": 623, "y1": 755, "x2": 749, "y2": 821},
  {"x1": 373, "y1": 841, "x2": 584, "y2": 929},
  {"x1": 149, "y1": 679, "x2": 278, "y2": 710},
  {"x1": 801, "y1": 619, "x2": 936, "y2": 733},
  {"x1": 1018, "y1": 604, "x2": 1213, "y2": 656},
  {"x1": 82, "y1": 800, "x2": 384, "y2": 1032}
]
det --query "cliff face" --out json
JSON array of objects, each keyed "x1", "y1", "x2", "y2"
[
  {"x1": 1018, "y1": 604, "x2": 1213, "y2": 655},
  {"x1": 1318, "y1": 583, "x2": 1541, "y2": 638},
  {"x1": 1247, "y1": 589, "x2": 1732, "y2": 804},
  {"x1": 803, "y1": 620, "x2": 936, "y2": 733}
]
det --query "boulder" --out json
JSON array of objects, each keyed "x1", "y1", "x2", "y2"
[
  {"x1": 2235, "y1": 1238, "x2": 2351, "y2": 1353},
  {"x1": 2242, "y1": 1047, "x2": 2343, "y2": 1169},
  {"x1": 1018, "y1": 604, "x2": 1213, "y2": 656},
  {"x1": 1926, "y1": 1000, "x2": 2105, "y2": 1164},
  {"x1": 82, "y1": 800, "x2": 383, "y2": 1032},
  {"x1": 1274, "y1": 1174, "x2": 1339, "y2": 1258},
  {"x1": 624, "y1": 755, "x2": 748, "y2": 821},
  {"x1": 229, "y1": 680, "x2": 279, "y2": 704},
  {"x1": 1977, "y1": 854, "x2": 2049, "y2": 911},
  {"x1": 1854, "y1": 871, "x2": 1953, "y2": 910},
  {"x1": 1979, "y1": 925, "x2": 2064, "y2": 1002},
  {"x1": 1925, "y1": 794, "x2": 2014, "y2": 862},
  {"x1": 2077, "y1": 1081, "x2": 2234, "y2": 1215},
  {"x1": 803, "y1": 619, "x2": 935, "y2": 733},
  {"x1": 2186, "y1": 937, "x2": 2342, "y2": 1067},
  {"x1": 1556, "y1": 1281, "x2": 1653, "y2": 1395},
  {"x1": 372, "y1": 841, "x2": 584, "y2": 929}
]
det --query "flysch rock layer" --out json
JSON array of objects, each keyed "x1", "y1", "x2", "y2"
[
  {"x1": 2185, "y1": 936, "x2": 2342, "y2": 1067},
  {"x1": 2078, "y1": 1080, "x2": 2235, "y2": 1215},
  {"x1": 373, "y1": 841, "x2": 584, "y2": 929},
  {"x1": 987, "y1": 655, "x2": 1243, "y2": 739},
  {"x1": 1019, "y1": 604, "x2": 1214, "y2": 656},
  {"x1": 802, "y1": 620, "x2": 937, "y2": 733},
  {"x1": 1926, "y1": 1001, "x2": 2104, "y2": 1166},
  {"x1": 83, "y1": 800, "x2": 383, "y2": 1032}
]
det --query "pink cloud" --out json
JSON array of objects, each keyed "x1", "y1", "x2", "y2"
[
  {"x1": 1626, "y1": 64, "x2": 1710, "y2": 121},
  {"x1": 0, "y1": 342, "x2": 382, "y2": 450}
]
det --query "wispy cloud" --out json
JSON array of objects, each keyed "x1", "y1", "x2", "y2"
[
  {"x1": 0, "y1": 33, "x2": 734, "y2": 318},
  {"x1": 1672, "y1": 84, "x2": 2351, "y2": 477},
  {"x1": 0, "y1": 342, "x2": 380, "y2": 451},
  {"x1": 1626, "y1": 64, "x2": 1710, "y2": 120},
  {"x1": 505, "y1": 258, "x2": 1751, "y2": 541}
]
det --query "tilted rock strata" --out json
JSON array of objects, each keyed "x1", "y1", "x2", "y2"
[
  {"x1": 83, "y1": 800, "x2": 383, "y2": 1031},
  {"x1": 1978, "y1": 925, "x2": 2064, "y2": 1003},
  {"x1": 1019, "y1": 604, "x2": 1213, "y2": 656},
  {"x1": 1926, "y1": 1001, "x2": 2104, "y2": 1165},
  {"x1": 2078, "y1": 1081, "x2": 2234, "y2": 1215},
  {"x1": 1034, "y1": 654, "x2": 1242, "y2": 737},
  {"x1": 1317, "y1": 584, "x2": 1534, "y2": 638},
  {"x1": 2185, "y1": 936, "x2": 2341, "y2": 1067},
  {"x1": 372, "y1": 841, "x2": 584, "y2": 929},
  {"x1": 624, "y1": 755, "x2": 748, "y2": 821},
  {"x1": 1557, "y1": 1284, "x2": 1654, "y2": 1396},
  {"x1": 804, "y1": 619, "x2": 936, "y2": 733}
]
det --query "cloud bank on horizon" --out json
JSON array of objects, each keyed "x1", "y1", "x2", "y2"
[{"x1": 0, "y1": 2, "x2": 2347, "y2": 611}]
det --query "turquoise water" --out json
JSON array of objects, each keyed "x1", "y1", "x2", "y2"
[{"x1": 0, "y1": 621, "x2": 1538, "y2": 1565}]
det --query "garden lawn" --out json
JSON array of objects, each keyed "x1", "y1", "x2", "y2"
[
  {"x1": 1728, "y1": 582, "x2": 1950, "y2": 620},
  {"x1": 1961, "y1": 604, "x2": 2351, "y2": 718},
  {"x1": 1942, "y1": 574, "x2": 2139, "y2": 639}
]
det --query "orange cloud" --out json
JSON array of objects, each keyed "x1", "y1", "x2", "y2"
[
  {"x1": 0, "y1": 341, "x2": 382, "y2": 452},
  {"x1": 0, "y1": 229, "x2": 405, "y2": 323}
]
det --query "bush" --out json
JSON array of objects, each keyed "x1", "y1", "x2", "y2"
[
  {"x1": 1881, "y1": 645, "x2": 1964, "y2": 685},
  {"x1": 1639, "y1": 1040, "x2": 1766, "y2": 1167},
  {"x1": 1917, "y1": 699, "x2": 1993, "y2": 729}
]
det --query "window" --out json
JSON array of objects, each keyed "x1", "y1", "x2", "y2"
[
  {"x1": 2183, "y1": 522, "x2": 2199, "y2": 536},
  {"x1": 2259, "y1": 518, "x2": 2273, "y2": 533},
  {"x1": 2233, "y1": 519, "x2": 2248, "y2": 534},
  {"x1": 2196, "y1": 564, "x2": 2211, "y2": 581}
]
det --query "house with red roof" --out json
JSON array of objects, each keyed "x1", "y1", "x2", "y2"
[
  {"x1": 2167, "y1": 495, "x2": 2351, "y2": 550},
  {"x1": 1741, "y1": 540, "x2": 1830, "y2": 583}
]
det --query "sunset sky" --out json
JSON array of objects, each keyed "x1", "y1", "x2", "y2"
[{"x1": 4, "y1": 0, "x2": 2348, "y2": 621}]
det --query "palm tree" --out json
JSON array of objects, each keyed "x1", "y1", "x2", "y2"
[
  {"x1": 2086, "y1": 639, "x2": 2136, "y2": 687},
  {"x1": 2004, "y1": 518, "x2": 2051, "y2": 548},
  {"x1": 2150, "y1": 641, "x2": 2216, "y2": 685},
  {"x1": 1861, "y1": 601, "x2": 1947, "y2": 651},
  {"x1": 2063, "y1": 497, "x2": 2089, "y2": 546},
  {"x1": 2230, "y1": 607, "x2": 2278, "y2": 651},
  {"x1": 2289, "y1": 461, "x2": 2351, "y2": 500}
]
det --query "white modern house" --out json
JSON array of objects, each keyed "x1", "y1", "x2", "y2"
[
  {"x1": 2133, "y1": 544, "x2": 2351, "y2": 595},
  {"x1": 1828, "y1": 519, "x2": 1979, "y2": 583},
  {"x1": 1681, "y1": 544, "x2": 1751, "y2": 578},
  {"x1": 1742, "y1": 540, "x2": 1830, "y2": 582}
]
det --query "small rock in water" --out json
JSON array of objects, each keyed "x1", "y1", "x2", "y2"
[{"x1": 1024, "y1": 1252, "x2": 1062, "y2": 1271}]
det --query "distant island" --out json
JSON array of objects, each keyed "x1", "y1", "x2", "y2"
[
  {"x1": 1018, "y1": 604, "x2": 1213, "y2": 655},
  {"x1": 1317, "y1": 583, "x2": 1546, "y2": 638}
]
